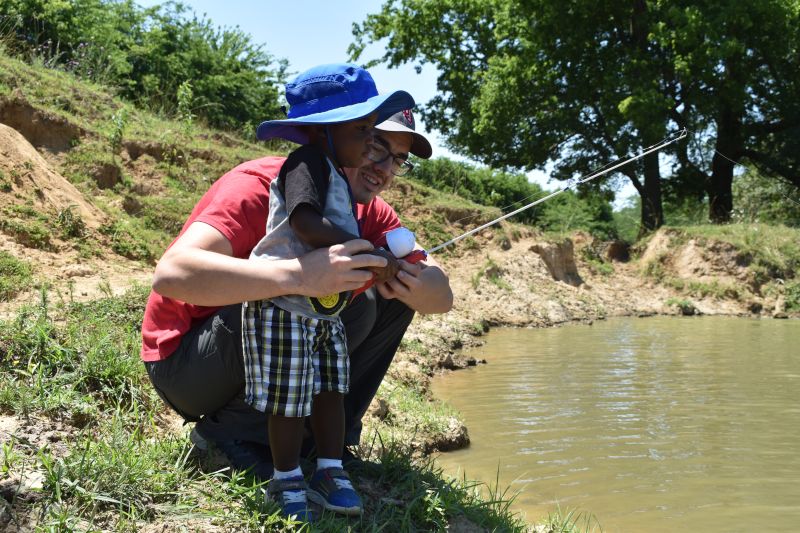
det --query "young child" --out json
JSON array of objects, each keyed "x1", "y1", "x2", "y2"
[{"x1": 242, "y1": 63, "x2": 414, "y2": 522}]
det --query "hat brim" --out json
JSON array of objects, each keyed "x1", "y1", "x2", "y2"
[
  {"x1": 375, "y1": 117, "x2": 433, "y2": 159},
  {"x1": 256, "y1": 90, "x2": 415, "y2": 144}
]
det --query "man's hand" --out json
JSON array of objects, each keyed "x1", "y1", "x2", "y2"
[
  {"x1": 376, "y1": 256, "x2": 453, "y2": 314},
  {"x1": 297, "y1": 240, "x2": 388, "y2": 296}
]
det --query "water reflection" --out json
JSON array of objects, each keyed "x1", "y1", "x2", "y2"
[{"x1": 432, "y1": 317, "x2": 800, "y2": 533}]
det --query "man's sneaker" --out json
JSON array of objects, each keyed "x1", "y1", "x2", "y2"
[
  {"x1": 342, "y1": 446, "x2": 364, "y2": 469},
  {"x1": 191, "y1": 426, "x2": 274, "y2": 480},
  {"x1": 189, "y1": 427, "x2": 209, "y2": 451},
  {"x1": 307, "y1": 467, "x2": 362, "y2": 516},
  {"x1": 267, "y1": 476, "x2": 316, "y2": 523}
]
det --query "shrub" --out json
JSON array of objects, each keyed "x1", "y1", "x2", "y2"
[
  {"x1": 786, "y1": 281, "x2": 800, "y2": 312},
  {"x1": 412, "y1": 157, "x2": 616, "y2": 238},
  {"x1": 0, "y1": 0, "x2": 286, "y2": 133}
]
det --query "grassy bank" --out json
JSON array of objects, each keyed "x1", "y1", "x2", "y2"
[{"x1": 0, "y1": 288, "x2": 597, "y2": 531}]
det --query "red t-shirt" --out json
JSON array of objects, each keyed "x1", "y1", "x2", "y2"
[{"x1": 140, "y1": 156, "x2": 401, "y2": 362}]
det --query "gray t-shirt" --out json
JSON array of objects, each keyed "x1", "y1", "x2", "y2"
[{"x1": 249, "y1": 145, "x2": 360, "y2": 319}]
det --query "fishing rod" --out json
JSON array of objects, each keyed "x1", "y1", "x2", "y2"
[{"x1": 425, "y1": 128, "x2": 688, "y2": 254}]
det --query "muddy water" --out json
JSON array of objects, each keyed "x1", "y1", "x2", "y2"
[{"x1": 432, "y1": 317, "x2": 800, "y2": 533}]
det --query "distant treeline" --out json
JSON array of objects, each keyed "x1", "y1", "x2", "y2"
[
  {"x1": 2, "y1": 1, "x2": 798, "y2": 242},
  {"x1": 412, "y1": 157, "x2": 617, "y2": 239},
  {"x1": 0, "y1": 0, "x2": 287, "y2": 132},
  {"x1": 412, "y1": 157, "x2": 800, "y2": 243}
]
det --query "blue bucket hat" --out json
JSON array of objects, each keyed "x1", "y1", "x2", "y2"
[{"x1": 256, "y1": 63, "x2": 415, "y2": 144}]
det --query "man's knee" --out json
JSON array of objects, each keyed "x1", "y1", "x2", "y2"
[{"x1": 148, "y1": 304, "x2": 245, "y2": 420}]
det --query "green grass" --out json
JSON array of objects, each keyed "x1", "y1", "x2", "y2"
[
  {"x1": 785, "y1": 280, "x2": 800, "y2": 312},
  {"x1": 0, "y1": 251, "x2": 33, "y2": 301},
  {"x1": 580, "y1": 246, "x2": 615, "y2": 276},
  {"x1": 374, "y1": 381, "x2": 459, "y2": 438},
  {"x1": 677, "y1": 223, "x2": 800, "y2": 280},
  {"x1": 665, "y1": 297, "x2": 698, "y2": 315},
  {"x1": 0, "y1": 288, "x2": 541, "y2": 531},
  {"x1": 471, "y1": 258, "x2": 511, "y2": 290},
  {"x1": 0, "y1": 205, "x2": 52, "y2": 250}
]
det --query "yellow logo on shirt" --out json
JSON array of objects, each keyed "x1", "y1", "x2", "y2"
[
  {"x1": 308, "y1": 292, "x2": 348, "y2": 316},
  {"x1": 316, "y1": 293, "x2": 340, "y2": 309}
]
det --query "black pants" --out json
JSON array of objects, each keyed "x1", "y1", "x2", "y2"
[{"x1": 145, "y1": 289, "x2": 414, "y2": 446}]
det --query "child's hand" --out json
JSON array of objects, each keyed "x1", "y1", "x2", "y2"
[{"x1": 360, "y1": 248, "x2": 401, "y2": 283}]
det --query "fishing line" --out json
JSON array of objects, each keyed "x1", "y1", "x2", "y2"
[
  {"x1": 426, "y1": 128, "x2": 688, "y2": 254},
  {"x1": 445, "y1": 145, "x2": 631, "y2": 228},
  {"x1": 712, "y1": 147, "x2": 800, "y2": 207}
]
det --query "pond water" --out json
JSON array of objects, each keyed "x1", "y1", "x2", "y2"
[{"x1": 431, "y1": 317, "x2": 800, "y2": 533}]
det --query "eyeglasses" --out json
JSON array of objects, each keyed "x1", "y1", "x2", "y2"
[{"x1": 366, "y1": 141, "x2": 414, "y2": 177}]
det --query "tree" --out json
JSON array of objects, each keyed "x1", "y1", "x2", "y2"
[
  {"x1": 0, "y1": 0, "x2": 287, "y2": 132},
  {"x1": 351, "y1": 0, "x2": 800, "y2": 230}
]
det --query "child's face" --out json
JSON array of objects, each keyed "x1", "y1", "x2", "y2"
[{"x1": 327, "y1": 113, "x2": 377, "y2": 168}]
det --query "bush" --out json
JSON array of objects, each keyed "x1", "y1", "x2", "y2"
[
  {"x1": 732, "y1": 168, "x2": 800, "y2": 227},
  {"x1": 411, "y1": 157, "x2": 545, "y2": 224},
  {"x1": 786, "y1": 281, "x2": 800, "y2": 312}
]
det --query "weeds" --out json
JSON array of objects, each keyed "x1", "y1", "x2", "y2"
[
  {"x1": 544, "y1": 504, "x2": 603, "y2": 533},
  {"x1": 0, "y1": 169, "x2": 12, "y2": 192},
  {"x1": 399, "y1": 337, "x2": 430, "y2": 357},
  {"x1": 665, "y1": 297, "x2": 697, "y2": 315},
  {"x1": 472, "y1": 258, "x2": 511, "y2": 290},
  {"x1": 56, "y1": 205, "x2": 86, "y2": 238},
  {"x1": 100, "y1": 219, "x2": 163, "y2": 263},
  {"x1": 376, "y1": 381, "x2": 458, "y2": 437},
  {"x1": 107, "y1": 107, "x2": 129, "y2": 159},
  {"x1": 176, "y1": 80, "x2": 195, "y2": 126},
  {"x1": 0, "y1": 286, "x2": 537, "y2": 531},
  {"x1": 0, "y1": 206, "x2": 52, "y2": 249},
  {"x1": 0, "y1": 251, "x2": 33, "y2": 301},
  {"x1": 785, "y1": 280, "x2": 800, "y2": 312}
]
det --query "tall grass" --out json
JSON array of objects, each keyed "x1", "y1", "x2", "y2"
[
  {"x1": 0, "y1": 287, "x2": 544, "y2": 531},
  {"x1": 677, "y1": 223, "x2": 800, "y2": 280}
]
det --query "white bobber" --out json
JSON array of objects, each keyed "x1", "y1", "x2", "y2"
[{"x1": 385, "y1": 227, "x2": 416, "y2": 258}]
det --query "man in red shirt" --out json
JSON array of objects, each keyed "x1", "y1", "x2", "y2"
[{"x1": 142, "y1": 110, "x2": 452, "y2": 478}]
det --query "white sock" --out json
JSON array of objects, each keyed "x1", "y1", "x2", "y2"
[
  {"x1": 272, "y1": 466, "x2": 306, "y2": 504},
  {"x1": 316, "y1": 458, "x2": 342, "y2": 471},
  {"x1": 273, "y1": 466, "x2": 303, "y2": 480},
  {"x1": 316, "y1": 458, "x2": 352, "y2": 489}
]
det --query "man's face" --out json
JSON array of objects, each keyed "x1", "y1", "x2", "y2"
[{"x1": 346, "y1": 131, "x2": 413, "y2": 204}]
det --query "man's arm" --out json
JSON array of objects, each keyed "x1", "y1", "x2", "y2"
[
  {"x1": 152, "y1": 221, "x2": 386, "y2": 306},
  {"x1": 375, "y1": 250, "x2": 453, "y2": 315}
]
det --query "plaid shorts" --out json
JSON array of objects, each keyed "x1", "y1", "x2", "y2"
[{"x1": 241, "y1": 300, "x2": 349, "y2": 417}]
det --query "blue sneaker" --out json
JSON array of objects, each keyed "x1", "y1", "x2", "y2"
[
  {"x1": 267, "y1": 476, "x2": 316, "y2": 523},
  {"x1": 307, "y1": 467, "x2": 362, "y2": 516}
]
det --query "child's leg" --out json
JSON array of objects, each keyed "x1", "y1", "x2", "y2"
[
  {"x1": 269, "y1": 415, "x2": 306, "y2": 471},
  {"x1": 310, "y1": 391, "x2": 344, "y2": 460},
  {"x1": 307, "y1": 321, "x2": 362, "y2": 515},
  {"x1": 242, "y1": 301, "x2": 317, "y2": 521}
]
